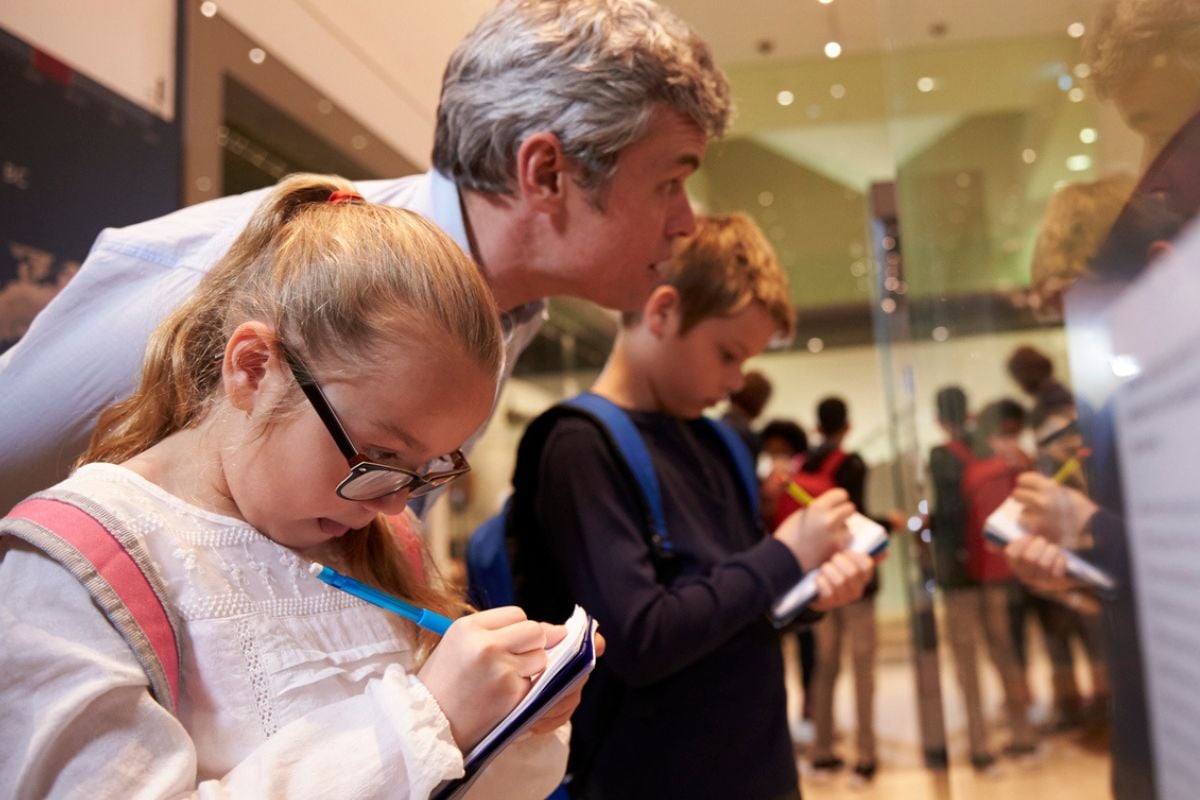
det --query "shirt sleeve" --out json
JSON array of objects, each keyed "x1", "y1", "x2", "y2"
[
  {"x1": 531, "y1": 418, "x2": 801, "y2": 688},
  {"x1": 0, "y1": 236, "x2": 205, "y2": 511},
  {"x1": 0, "y1": 541, "x2": 471, "y2": 800},
  {"x1": 463, "y1": 726, "x2": 570, "y2": 800}
]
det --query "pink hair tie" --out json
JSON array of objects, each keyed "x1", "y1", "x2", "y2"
[{"x1": 328, "y1": 190, "x2": 364, "y2": 205}]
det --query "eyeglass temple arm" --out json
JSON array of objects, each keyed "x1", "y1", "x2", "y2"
[{"x1": 280, "y1": 346, "x2": 361, "y2": 462}]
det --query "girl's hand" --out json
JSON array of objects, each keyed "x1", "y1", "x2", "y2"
[
  {"x1": 773, "y1": 487, "x2": 854, "y2": 571},
  {"x1": 810, "y1": 551, "x2": 875, "y2": 612},
  {"x1": 418, "y1": 606, "x2": 554, "y2": 751},
  {"x1": 527, "y1": 631, "x2": 607, "y2": 735}
]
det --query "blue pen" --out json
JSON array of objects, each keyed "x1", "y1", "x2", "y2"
[{"x1": 309, "y1": 562, "x2": 454, "y2": 635}]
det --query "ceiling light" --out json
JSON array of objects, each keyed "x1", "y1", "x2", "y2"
[
  {"x1": 1067, "y1": 22, "x2": 1086, "y2": 38},
  {"x1": 1066, "y1": 154, "x2": 1092, "y2": 172},
  {"x1": 1022, "y1": 148, "x2": 1037, "y2": 164},
  {"x1": 830, "y1": 83, "x2": 846, "y2": 99},
  {"x1": 824, "y1": 41, "x2": 842, "y2": 59},
  {"x1": 807, "y1": 338, "x2": 825, "y2": 353},
  {"x1": 1068, "y1": 87, "x2": 1086, "y2": 102},
  {"x1": 200, "y1": 1, "x2": 218, "y2": 17},
  {"x1": 1073, "y1": 63, "x2": 1091, "y2": 79},
  {"x1": 248, "y1": 48, "x2": 266, "y2": 65},
  {"x1": 776, "y1": 90, "x2": 795, "y2": 107},
  {"x1": 1080, "y1": 127, "x2": 1098, "y2": 144},
  {"x1": 916, "y1": 76, "x2": 936, "y2": 93}
]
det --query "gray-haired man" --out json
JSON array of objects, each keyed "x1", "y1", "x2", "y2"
[{"x1": 0, "y1": 0, "x2": 732, "y2": 510}]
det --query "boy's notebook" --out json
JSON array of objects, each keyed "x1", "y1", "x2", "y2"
[
  {"x1": 432, "y1": 605, "x2": 598, "y2": 800},
  {"x1": 770, "y1": 513, "x2": 889, "y2": 627},
  {"x1": 983, "y1": 497, "x2": 1116, "y2": 594}
]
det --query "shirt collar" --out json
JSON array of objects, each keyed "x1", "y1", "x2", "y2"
[{"x1": 429, "y1": 169, "x2": 472, "y2": 258}]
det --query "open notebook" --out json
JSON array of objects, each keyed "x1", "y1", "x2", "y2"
[
  {"x1": 770, "y1": 513, "x2": 889, "y2": 627},
  {"x1": 433, "y1": 605, "x2": 598, "y2": 800},
  {"x1": 984, "y1": 498, "x2": 1116, "y2": 594}
]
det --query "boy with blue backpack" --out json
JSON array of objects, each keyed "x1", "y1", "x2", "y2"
[{"x1": 491, "y1": 213, "x2": 876, "y2": 799}]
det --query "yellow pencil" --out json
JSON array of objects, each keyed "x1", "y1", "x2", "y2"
[
  {"x1": 1052, "y1": 457, "x2": 1081, "y2": 484},
  {"x1": 786, "y1": 482, "x2": 815, "y2": 507}
]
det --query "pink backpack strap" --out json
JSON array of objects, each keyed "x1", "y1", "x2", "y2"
[{"x1": 4, "y1": 492, "x2": 181, "y2": 714}]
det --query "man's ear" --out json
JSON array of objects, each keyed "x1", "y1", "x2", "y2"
[
  {"x1": 643, "y1": 286, "x2": 682, "y2": 338},
  {"x1": 515, "y1": 132, "x2": 569, "y2": 213},
  {"x1": 223, "y1": 321, "x2": 279, "y2": 415}
]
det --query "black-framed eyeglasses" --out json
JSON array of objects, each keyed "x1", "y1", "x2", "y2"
[{"x1": 280, "y1": 345, "x2": 471, "y2": 502}]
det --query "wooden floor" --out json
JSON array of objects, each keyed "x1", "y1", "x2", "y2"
[{"x1": 786, "y1": 610, "x2": 1114, "y2": 799}]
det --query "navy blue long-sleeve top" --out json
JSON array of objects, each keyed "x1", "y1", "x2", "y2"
[{"x1": 518, "y1": 409, "x2": 805, "y2": 800}]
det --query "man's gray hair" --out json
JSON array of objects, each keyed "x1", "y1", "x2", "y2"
[
  {"x1": 433, "y1": 0, "x2": 731, "y2": 198},
  {"x1": 1085, "y1": 0, "x2": 1200, "y2": 100}
]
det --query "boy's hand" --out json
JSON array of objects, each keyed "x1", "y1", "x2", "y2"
[
  {"x1": 1004, "y1": 534, "x2": 1077, "y2": 593},
  {"x1": 773, "y1": 487, "x2": 855, "y2": 570},
  {"x1": 810, "y1": 551, "x2": 875, "y2": 611},
  {"x1": 1012, "y1": 472, "x2": 1096, "y2": 547}
]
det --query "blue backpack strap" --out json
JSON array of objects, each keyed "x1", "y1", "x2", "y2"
[
  {"x1": 702, "y1": 417, "x2": 760, "y2": 513},
  {"x1": 564, "y1": 392, "x2": 674, "y2": 559},
  {"x1": 466, "y1": 497, "x2": 516, "y2": 609}
]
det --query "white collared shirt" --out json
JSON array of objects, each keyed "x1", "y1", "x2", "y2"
[{"x1": 0, "y1": 171, "x2": 547, "y2": 512}]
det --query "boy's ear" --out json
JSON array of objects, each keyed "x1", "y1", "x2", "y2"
[
  {"x1": 643, "y1": 285, "x2": 683, "y2": 338},
  {"x1": 516, "y1": 132, "x2": 569, "y2": 214},
  {"x1": 223, "y1": 321, "x2": 279, "y2": 414}
]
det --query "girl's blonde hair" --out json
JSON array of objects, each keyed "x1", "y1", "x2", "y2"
[
  {"x1": 82, "y1": 173, "x2": 504, "y2": 644},
  {"x1": 630, "y1": 213, "x2": 795, "y2": 336}
]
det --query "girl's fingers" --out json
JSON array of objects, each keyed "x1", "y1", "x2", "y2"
[
  {"x1": 468, "y1": 606, "x2": 529, "y2": 630},
  {"x1": 491, "y1": 619, "x2": 549, "y2": 654}
]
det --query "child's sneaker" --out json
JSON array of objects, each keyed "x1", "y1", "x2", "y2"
[
  {"x1": 970, "y1": 752, "x2": 1002, "y2": 778},
  {"x1": 1003, "y1": 741, "x2": 1045, "y2": 768},
  {"x1": 847, "y1": 760, "x2": 876, "y2": 788},
  {"x1": 808, "y1": 756, "x2": 844, "y2": 783}
]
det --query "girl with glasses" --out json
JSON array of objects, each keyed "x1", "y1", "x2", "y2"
[{"x1": 0, "y1": 174, "x2": 578, "y2": 798}]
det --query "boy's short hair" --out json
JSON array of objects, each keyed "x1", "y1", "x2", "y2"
[
  {"x1": 760, "y1": 419, "x2": 808, "y2": 455},
  {"x1": 935, "y1": 385, "x2": 968, "y2": 426},
  {"x1": 976, "y1": 398, "x2": 1027, "y2": 439},
  {"x1": 729, "y1": 370, "x2": 772, "y2": 417},
  {"x1": 816, "y1": 396, "x2": 849, "y2": 435},
  {"x1": 632, "y1": 213, "x2": 794, "y2": 337}
]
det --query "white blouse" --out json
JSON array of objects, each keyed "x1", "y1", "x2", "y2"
[{"x1": 0, "y1": 463, "x2": 568, "y2": 799}]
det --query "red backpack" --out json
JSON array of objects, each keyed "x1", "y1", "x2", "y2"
[
  {"x1": 959, "y1": 448, "x2": 1023, "y2": 582},
  {"x1": 772, "y1": 448, "x2": 848, "y2": 529}
]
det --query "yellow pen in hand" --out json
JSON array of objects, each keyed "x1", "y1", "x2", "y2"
[
  {"x1": 1051, "y1": 450, "x2": 1090, "y2": 485},
  {"x1": 786, "y1": 482, "x2": 814, "y2": 507}
]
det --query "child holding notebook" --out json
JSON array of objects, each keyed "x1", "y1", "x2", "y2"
[
  {"x1": 0, "y1": 175, "x2": 578, "y2": 798},
  {"x1": 507, "y1": 213, "x2": 876, "y2": 799}
]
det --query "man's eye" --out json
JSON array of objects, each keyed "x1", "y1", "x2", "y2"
[{"x1": 366, "y1": 448, "x2": 401, "y2": 463}]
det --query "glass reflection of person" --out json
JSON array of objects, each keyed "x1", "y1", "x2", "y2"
[{"x1": 1005, "y1": 3, "x2": 1200, "y2": 797}]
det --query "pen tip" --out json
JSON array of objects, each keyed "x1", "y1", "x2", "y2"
[{"x1": 308, "y1": 562, "x2": 323, "y2": 576}]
